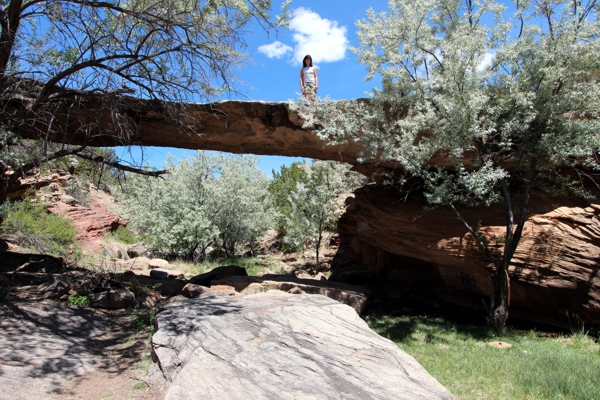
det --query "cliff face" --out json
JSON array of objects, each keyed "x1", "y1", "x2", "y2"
[{"x1": 336, "y1": 185, "x2": 600, "y2": 328}]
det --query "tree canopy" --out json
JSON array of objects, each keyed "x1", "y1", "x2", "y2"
[
  {"x1": 0, "y1": 0, "x2": 289, "y2": 207},
  {"x1": 293, "y1": 0, "x2": 600, "y2": 330}
]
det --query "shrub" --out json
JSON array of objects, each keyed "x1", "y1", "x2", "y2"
[
  {"x1": 1, "y1": 195, "x2": 79, "y2": 260},
  {"x1": 68, "y1": 294, "x2": 90, "y2": 307},
  {"x1": 111, "y1": 226, "x2": 138, "y2": 245}
]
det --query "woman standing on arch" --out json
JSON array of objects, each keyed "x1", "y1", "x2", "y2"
[{"x1": 300, "y1": 55, "x2": 318, "y2": 103}]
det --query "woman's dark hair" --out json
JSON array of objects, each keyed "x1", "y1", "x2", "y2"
[{"x1": 302, "y1": 55, "x2": 313, "y2": 67}]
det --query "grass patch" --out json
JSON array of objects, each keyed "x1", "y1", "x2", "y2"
[{"x1": 368, "y1": 315, "x2": 600, "y2": 399}]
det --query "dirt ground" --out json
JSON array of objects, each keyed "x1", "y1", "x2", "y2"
[{"x1": 0, "y1": 299, "x2": 166, "y2": 400}]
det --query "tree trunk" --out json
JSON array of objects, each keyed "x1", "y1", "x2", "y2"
[
  {"x1": 489, "y1": 263, "x2": 510, "y2": 332},
  {"x1": 0, "y1": 161, "x2": 8, "y2": 217}
]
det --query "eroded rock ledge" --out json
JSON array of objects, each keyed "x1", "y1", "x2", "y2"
[{"x1": 335, "y1": 185, "x2": 600, "y2": 328}]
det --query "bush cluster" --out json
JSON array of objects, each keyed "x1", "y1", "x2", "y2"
[{"x1": 1, "y1": 195, "x2": 80, "y2": 261}]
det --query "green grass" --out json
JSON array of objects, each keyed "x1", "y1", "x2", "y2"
[{"x1": 367, "y1": 315, "x2": 600, "y2": 399}]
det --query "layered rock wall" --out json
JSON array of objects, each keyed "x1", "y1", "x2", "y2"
[{"x1": 336, "y1": 185, "x2": 600, "y2": 327}]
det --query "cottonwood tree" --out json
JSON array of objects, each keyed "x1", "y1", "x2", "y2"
[
  {"x1": 283, "y1": 160, "x2": 361, "y2": 267},
  {"x1": 293, "y1": 0, "x2": 600, "y2": 330},
  {"x1": 0, "y1": 0, "x2": 290, "y2": 209}
]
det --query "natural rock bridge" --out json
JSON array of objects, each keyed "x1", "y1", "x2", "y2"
[{"x1": 16, "y1": 95, "x2": 600, "y2": 329}]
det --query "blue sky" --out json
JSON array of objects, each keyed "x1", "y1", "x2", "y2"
[{"x1": 117, "y1": 0, "x2": 392, "y2": 178}]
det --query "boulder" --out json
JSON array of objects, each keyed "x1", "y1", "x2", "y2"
[
  {"x1": 151, "y1": 291, "x2": 451, "y2": 399},
  {"x1": 181, "y1": 284, "x2": 215, "y2": 299},
  {"x1": 88, "y1": 289, "x2": 135, "y2": 309},
  {"x1": 103, "y1": 242, "x2": 130, "y2": 260},
  {"x1": 212, "y1": 275, "x2": 370, "y2": 314},
  {"x1": 150, "y1": 269, "x2": 185, "y2": 280},
  {"x1": 189, "y1": 265, "x2": 247, "y2": 286},
  {"x1": 148, "y1": 258, "x2": 170, "y2": 269},
  {"x1": 59, "y1": 194, "x2": 78, "y2": 205},
  {"x1": 127, "y1": 242, "x2": 153, "y2": 258}
]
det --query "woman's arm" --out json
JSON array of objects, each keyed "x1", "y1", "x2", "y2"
[
  {"x1": 314, "y1": 67, "x2": 318, "y2": 92},
  {"x1": 300, "y1": 68, "x2": 305, "y2": 93}
]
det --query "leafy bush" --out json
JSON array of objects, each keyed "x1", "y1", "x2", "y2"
[
  {"x1": 2, "y1": 196, "x2": 80, "y2": 260},
  {"x1": 122, "y1": 151, "x2": 276, "y2": 261},
  {"x1": 274, "y1": 161, "x2": 362, "y2": 262},
  {"x1": 68, "y1": 294, "x2": 90, "y2": 307},
  {"x1": 111, "y1": 226, "x2": 139, "y2": 245}
]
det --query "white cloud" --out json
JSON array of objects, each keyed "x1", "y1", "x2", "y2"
[
  {"x1": 477, "y1": 51, "x2": 496, "y2": 72},
  {"x1": 257, "y1": 41, "x2": 293, "y2": 59},
  {"x1": 257, "y1": 8, "x2": 348, "y2": 64},
  {"x1": 289, "y1": 8, "x2": 348, "y2": 64}
]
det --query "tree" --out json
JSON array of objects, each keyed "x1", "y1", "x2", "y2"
[
  {"x1": 269, "y1": 160, "x2": 310, "y2": 240},
  {"x1": 0, "y1": 0, "x2": 290, "y2": 209},
  {"x1": 122, "y1": 151, "x2": 275, "y2": 260},
  {"x1": 122, "y1": 152, "x2": 221, "y2": 260},
  {"x1": 210, "y1": 154, "x2": 276, "y2": 258},
  {"x1": 283, "y1": 160, "x2": 361, "y2": 267},
  {"x1": 293, "y1": 0, "x2": 600, "y2": 330}
]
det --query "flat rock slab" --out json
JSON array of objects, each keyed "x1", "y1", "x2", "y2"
[
  {"x1": 0, "y1": 303, "x2": 106, "y2": 399},
  {"x1": 152, "y1": 291, "x2": 451, "y2": 399}
]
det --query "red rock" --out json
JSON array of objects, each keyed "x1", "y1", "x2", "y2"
[{"x1": 338, "y1": 185, "x2": 600, "y2": 328}]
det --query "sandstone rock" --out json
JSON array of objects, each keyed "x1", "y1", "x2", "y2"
[
  {"x1": 48, "y1": 201, "x2": 127, "y2": 252},
  {"x1": 59, "y1": 194, "x2": 78, "y2": 205},
  {"x1": 103, "y1": 242, "x2": 130, "y2": 260},
  {"x1": 287, "y1": 287, "x2": 305, "y2": 295},
  {"x1": 151, "y1": 291, "x2": 451, "y2": 399},
  {"x1": 314, "y1": 272, "x2": 328, "y2": 281},
  {"x1": 281, "y1": 253, "x2": 298, "y2": 262},
  {"x1": 210, "y1": 285, "x2": 240, "y2": 296},
  {"x1": 181, "y1": 283, "x2": 215, "y2": 299},
  {"x1": 88, "y1": 289, "x2": 135, "y2": 309},
  {"x1": 338, "y1": 185, "x2": 600, "y2": 328},
  {"x1": 189, "y1": 265, "x2": 247, "y2": 286},
  {"x1": 127, "y1": 242, "x2": 153, "y2": 258},
  {"x1": 212, "y1": 275, "x2": 370, "y2": 314},
  {"x1": 148, "y1": 258, "x2": 170, "y2": 269}
]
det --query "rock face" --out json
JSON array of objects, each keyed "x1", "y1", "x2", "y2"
[
  {"x1": 151, "y1": 291, "x2": 451, "y2": 400},
  {"x1": 336, "y1": 185, "x2": 600, "y2": 328},
  {"x1": 212, "y1": 274, "x2": 371, "y2": 314}
]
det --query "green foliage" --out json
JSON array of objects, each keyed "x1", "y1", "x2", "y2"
[
  {"x1": 292, "y1": 0, "x2": 600, "y2": 330},
  {"x1": 122, "y1": 151, "x2": 276, "y2": 260},
  {"x1": 368, "y1": 315, "x2": 600, "y2": 399},
  {"x1": 1, "y1": 194, "x2": 80, "y2": 260},
  {"x1": 269, "y1": 161, "x2": 310, "y2": 237},
  {"x1": 281, "y1": 161, "x2": 360, "y2": 262},
  {"x1": 68, "y1": 294, "x2": 90, "y2": 307},
  {"x1": 111, "y1": 226, "x2": 139, "y2": 245}
]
